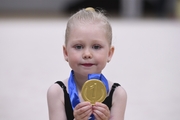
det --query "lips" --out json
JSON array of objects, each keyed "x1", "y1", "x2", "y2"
[{"x1": 81, "y1": 63, "x2": 94, "y2": 67}]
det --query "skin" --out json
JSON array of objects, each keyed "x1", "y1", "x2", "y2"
[{"x1": 47, "y1": 23, "x2": 127, "y2": 120}]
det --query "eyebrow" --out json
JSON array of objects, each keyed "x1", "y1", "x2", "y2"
[{"x1": 69, "y1": 37, "x2": 108, "y2": 46}]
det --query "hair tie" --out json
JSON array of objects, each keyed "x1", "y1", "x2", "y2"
[{"x1": 85, "y1": 7, "x2": 95, "y2": 11}]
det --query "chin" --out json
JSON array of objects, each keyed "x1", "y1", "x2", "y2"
[
  {"x1": 74, "y1": 69, "x2": 101, "y2": 75},
  {"x1": 83, "y1": 71, "x2": 101, "y2": 75}
]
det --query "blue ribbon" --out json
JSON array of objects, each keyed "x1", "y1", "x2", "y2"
[
  {"x1": 68, "y1": 70, "x2": 109, "y2": 120},
  {"x1": 68, "y1": 70, "x2": 80, "y2": 109}
]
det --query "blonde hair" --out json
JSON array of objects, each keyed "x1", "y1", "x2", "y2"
[{"x1": 65, "y1": 7, "x2": 112, "y2": 46}]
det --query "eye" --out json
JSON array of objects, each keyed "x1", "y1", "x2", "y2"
[
  {"x1": 92, "y1": 44, "x2": 102, "y2": 50},
  {"x1": 73, "y1": 44, "x2": 83, "y2": 50}
]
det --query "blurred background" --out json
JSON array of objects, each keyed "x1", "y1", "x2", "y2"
[
  {"x1": 0, "y1": 0, "x2": 180, "y2": 18},
  {"x1": 0, "y1": 0, "x2": 180, "y2": 120}
]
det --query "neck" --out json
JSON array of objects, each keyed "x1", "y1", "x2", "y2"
[{"x1": 73, "y1": 72, "x2": 88, "y2": 91}]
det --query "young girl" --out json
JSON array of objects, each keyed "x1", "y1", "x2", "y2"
[{"x1": 47, "y1": 7, "x2": 127, "y2": 120}]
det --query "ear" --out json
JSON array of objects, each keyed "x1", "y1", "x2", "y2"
[
  {"x1": 107, "y1": 46, "x2": 114, "y2": 63},
  {"x1": 63, "y1": 45, "x2": 68, "y2": 62}
]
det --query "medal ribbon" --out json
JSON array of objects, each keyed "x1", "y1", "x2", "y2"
[
  {"x1": 68, "y1": 70, "x2": 109, "y2": 120},
  {"x1": 68, "y1": 70, "x2": 80, "y2": 109}
]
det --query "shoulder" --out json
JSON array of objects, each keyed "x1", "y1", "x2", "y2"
[
  {"x1": 113, "y1": 85, "x2": 127, "y2": 101},
  {"x1": 47, "y1": 83, "x2": 63, "y2": 95},
  {"x1": 47, "y1": 83, "x2": 64, "y2": 103},
  {"x1": 107, "y1": 81, "x2": 127, "y2": 102},
  {"x1": 47, "y1": 79, "x2": 68, "y2": 101}
]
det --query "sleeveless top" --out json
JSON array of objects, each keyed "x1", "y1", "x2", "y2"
[{"x1": 55, "y1": 81, "x2": 120, "y2": 120}]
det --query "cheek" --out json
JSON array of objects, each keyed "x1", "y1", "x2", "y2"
[
  {"x1": 68, "y1": 52, "x2": 80, "y2": 62},
  {"x1": 68, "y1": 56, "x2": 79, "y2": 68},
  {"x1": 95, "y1": 51, "x2": 109, "y2": 58},
  {"x1": 94, "y1": 53, "x2": 108, "y2": 65}
]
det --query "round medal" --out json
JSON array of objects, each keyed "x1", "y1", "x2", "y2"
[{"x1": 81, "y1": 79, "x2": 107, "y2": 104}]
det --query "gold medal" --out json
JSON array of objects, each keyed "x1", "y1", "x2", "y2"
[{"x1": 81, "y1": 79, "x2": 107, "y2": 104}]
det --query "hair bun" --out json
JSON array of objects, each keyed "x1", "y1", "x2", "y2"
[{"x1": 85, "y1": 7, "x2": 95, "y2": 11}]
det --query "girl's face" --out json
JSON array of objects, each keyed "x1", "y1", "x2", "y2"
[{"x1": 63, "y1": 23, "x2": 114, "y2": 77}]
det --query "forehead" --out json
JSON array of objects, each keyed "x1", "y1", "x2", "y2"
[
  {"x1": 68, "y1": 23, "x2": 108, "y2": 42},
  {"x1": 75, "y1": 23, "x2": 105, "y2": 33},
  {"x1": 72, "y1": 21, "x2": 106, "y2": 32}
]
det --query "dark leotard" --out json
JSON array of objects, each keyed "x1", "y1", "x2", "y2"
[{"x1": 55, "y1": 81, "x2": 120, "y2": 120}]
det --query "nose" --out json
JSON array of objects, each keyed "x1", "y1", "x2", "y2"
[{"x1": 83, "y1": 48, "x2": 92, "y2": 59}]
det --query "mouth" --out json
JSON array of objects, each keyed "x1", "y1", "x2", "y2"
[{"x1": 81, "y1": 63, "x2": 94, "y2": 67}]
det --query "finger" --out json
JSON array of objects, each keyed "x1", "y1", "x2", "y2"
[
  {"x1": 74, "y1": 102, "x2": 92, "y2": 119},
  {"x1": 93, "y1": 109, "x2": 107, "y2": 120},
  {"x1": 93, "y1": 102, "x2": 109, "y2": 115},
  {"x1": 74, "y1": 104, "x2": 91, "y2": 115},
  {"x1": 75, "y1": 108, "x2": 92, "y2": 120},
  {"x1": 93, "y1": 103, "x2": 110, "y2": 120},
  {"x1": 80, "y1": 108, "x2": 92, "y2": 119},
  {"x1": 75, "y1": 101, "x2": 91, "y2": 109},
  {"x1": 94, "y1": 102, "x2": 109, "y2": 110}
]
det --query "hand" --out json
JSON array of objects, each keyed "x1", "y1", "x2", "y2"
[
  {"x1": 73, "y1": 101, "x2": 92, "y2": 120},
  {"x1": 92, "y1": 102, "x2": 110, "y2": 120}
]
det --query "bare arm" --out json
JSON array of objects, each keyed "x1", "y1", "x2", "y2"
[
  {"x1": 47, "y1": 84, "x2": 67, "y2": 120},
  {"x1": 110, "y1": 86, "x2": 127, "y2": 120}
]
